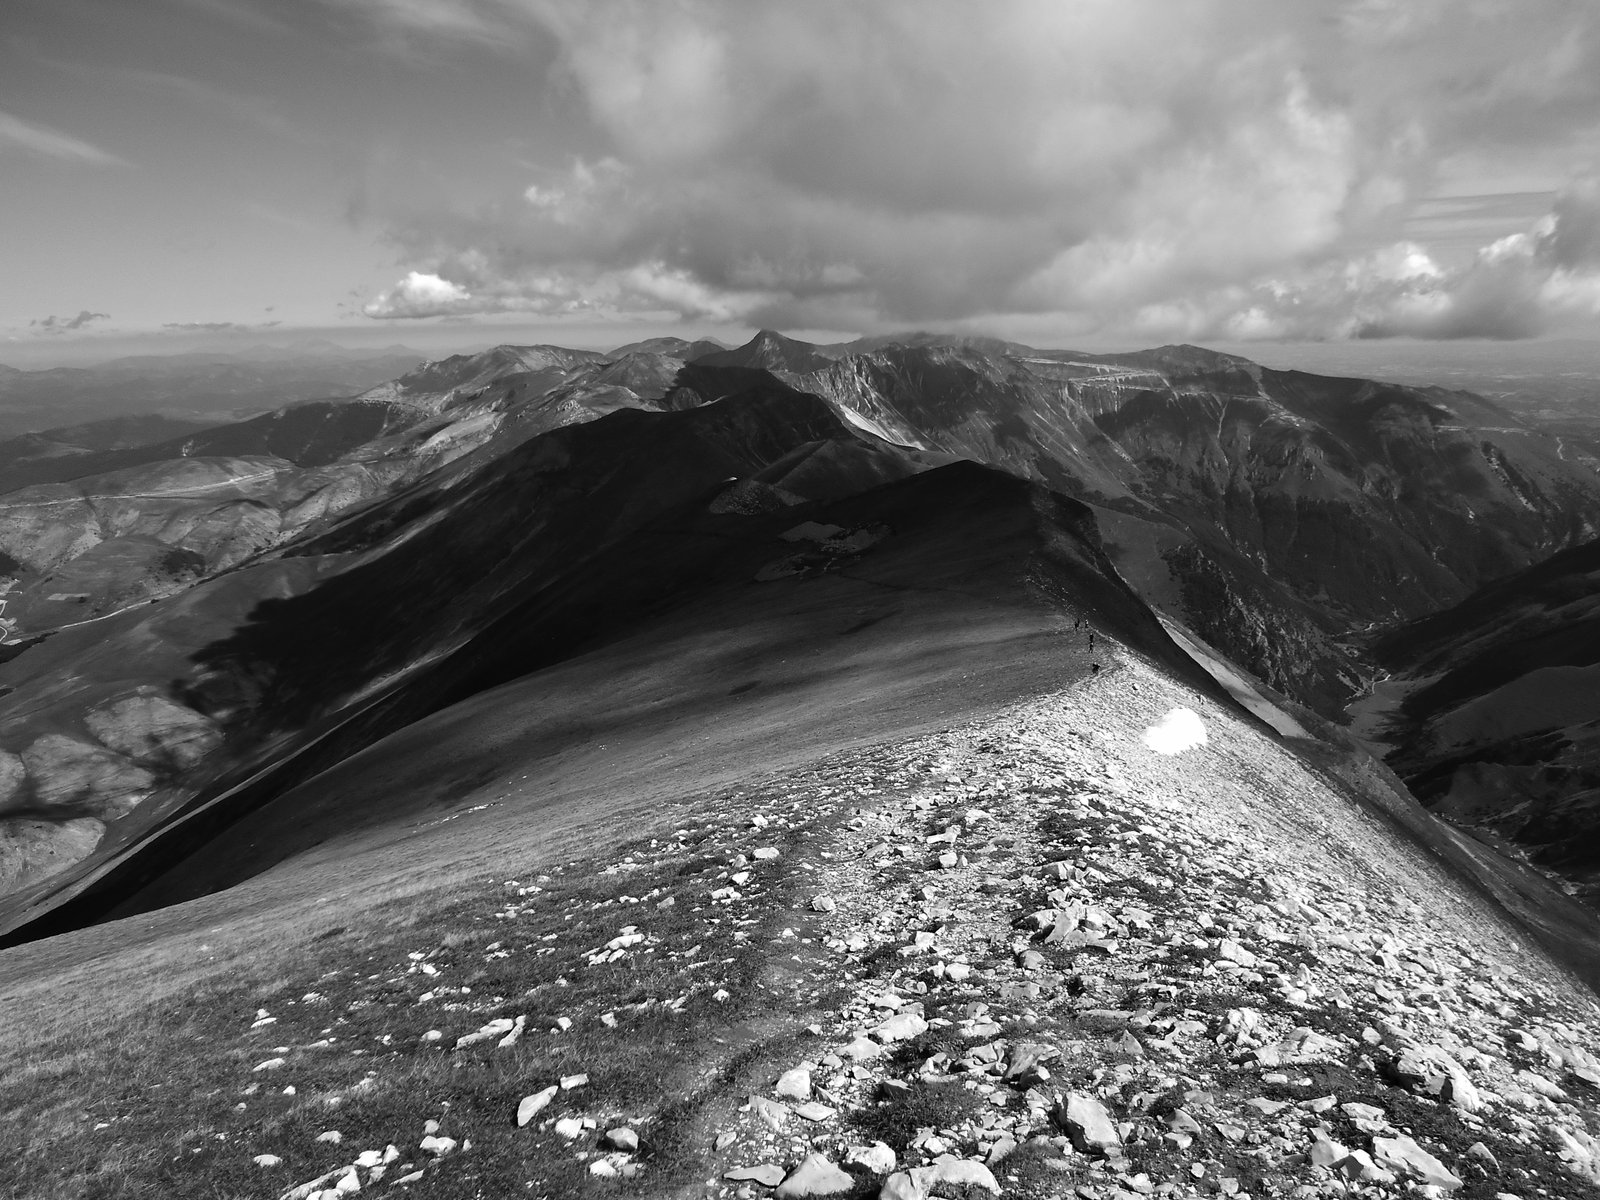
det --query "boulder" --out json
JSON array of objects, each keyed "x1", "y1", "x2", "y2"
[
  {"x1": 725, "y1": 1163, "x2": 785, "y2": 1187},
  {"x1": 1058, "y1": 1092, "x2": 1121, "y2": 1155},
  {"x1": 927, "y1": 1156, "x2": 1001, "y2": 1193},
  {"x1": 844, "y1": 1142, "x2": 896, "y2": 1173},
  {"x1": 605, "y1": 1127, "x2": 638, "y2": 1152},
  {"x1": 775, "y1": 1153, "x2": 854, "y2": 1197},
  {"x1": 872, "y1": 1012, "x2": 927, "y2": 1043},
  {"x1": 775, "y1": 1066, "x2": 812, "y2": 1101},
  {"x1": 516, "y1": 1085, "x2": 558, "y2": 1126},
  {"x1": 1334, "y1": 1150, "x2": 1395, "y2": 1184},
  {"x1": 1371, "y1": 1135, "x2": 1463, "y2": 1190}
]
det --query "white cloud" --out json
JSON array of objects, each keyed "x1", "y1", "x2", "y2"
[
  {"x1": 363, "y1": 271, "x2": 471, "y2": 318},
  {"x1": 0, "y1": 110, "x2": 127, "y2": 167},
  {"x1": 352, "y1": 0, "x2": 1600, "y2": 338}
]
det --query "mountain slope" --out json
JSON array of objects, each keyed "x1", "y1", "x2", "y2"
[
  {"x1": 4, "y1": 338, "x2": 1600, "y2": 1199},
  {"x1": 1358, "y1": 537, "x2": 1600, "y2": 903},
  {"x1": 3, "y1": 333, "x2": 1596, "y2": 930},
  {"x1": 0, "y1": 379, "x2": 940, "y2": 929},
  {"x1": 0, "y1": 399, "x2": 421, "y2": 494},
  {"x1": 759, "y1": 340, "x2": 1600, "y2": 712},
  {"x1": 4, "y1": 554, "x2": 1600, "y2": 1198}
]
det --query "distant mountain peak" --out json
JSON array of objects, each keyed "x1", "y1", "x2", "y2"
[{"x1": 695, "y1": 330, "x2": 834, "y2": 375}]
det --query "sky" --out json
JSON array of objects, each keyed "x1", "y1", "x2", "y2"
[{"x1": 3, "y1": 0, "x2": 1600, "y2": 367}]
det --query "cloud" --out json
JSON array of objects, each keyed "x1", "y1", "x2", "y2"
[
  {"x1": 161, "y1": 321, "x2": 283, "y2": 332},
  {"x1": 362, "y1": 271, "x2": 473, "y2": 318},
  {"x1": 30, "y1": 310, "x2": 111, "y2": 332},
  {"x1": 0, "y1": 110, "x2": 127, "y2": 167},
  {"x1": 1162, "y1": 178, "x2": 1600, "y2": 340},
  {"x1": 353, "y1": 0, "x2": 1600, "y2": 339}
]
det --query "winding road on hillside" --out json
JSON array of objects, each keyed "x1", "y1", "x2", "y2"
[{"x1": 0, "y1": 464, "x2": 288, "y2": 509}]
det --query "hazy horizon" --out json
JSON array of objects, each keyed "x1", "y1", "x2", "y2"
[{"x1": 7, "y1": 322, "x2": 1600, "y2": 379}]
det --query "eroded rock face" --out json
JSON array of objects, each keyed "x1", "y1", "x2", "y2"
[
  {"x1": 0, "y1": 816, "x2": 103, "y2": 892},
  {"x1": 19, "y1": 734, "x2": 155, "y2": 820},
  {"x1": 84, "y1": 694, "x2": 221, "y2": 771},
  {"x1": 0, "y1": 750, "x2": 24, "y2": 809}
]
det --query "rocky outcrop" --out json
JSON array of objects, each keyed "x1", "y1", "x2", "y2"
[
  {"x1": 85, "y1": 693, "x2": 222, "y2": 771},
  {"x1": 19, "y1": 735, "x2": 154, "y2": 820},
  {"x1": 0, "y1": 750, "x2": 23, "y2": 808},
  {"x1": 0, "y1": 817, "x2": 103, "y2": 892},
  {"x1": 0, "y1": 689, "x2": 223, "y2": 894}
]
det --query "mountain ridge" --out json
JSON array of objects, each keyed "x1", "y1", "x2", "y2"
[{"x1": 2, "y1": 330, "x2": 1597, "y2": 947}]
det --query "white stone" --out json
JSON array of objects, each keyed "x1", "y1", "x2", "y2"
[
  {"x1": 845, "y1": 1141, "x2": 897, "y2": 1173},
  {"x1": 1059, "y1": 1092, "x2": 1121, "y2": 1154},
  {"x1": 775, "y1": 1066, "x2": 812, "y2": 1100},
  {"x1": 517, "y1": 1085, "x2": 559, "y2": 1126},
  {"x1": 775, "y1": 1152, "x2": 854, "y2": 1197},
  {"x1": 1371, "y1": 1136, "x2": 1461, "y2": 1190},
  {"x1": 873, "y1": 1012, "x2": 928, "y2": 1043},
  {"x1": 605, "y1": 1127, "x2": 639, "y2": 1152}
]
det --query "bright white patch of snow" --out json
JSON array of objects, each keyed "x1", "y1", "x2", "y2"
[
  {"x1": 834, "y1": 402, "x2": 926, "y2": 449},
  {"x1": 1142, "y1": 707, "x2": 1208, "y2": 755}
]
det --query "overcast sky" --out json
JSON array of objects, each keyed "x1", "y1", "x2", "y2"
[{"x1": 4, "y1": 0, "x2": 1599, "y2": 365}]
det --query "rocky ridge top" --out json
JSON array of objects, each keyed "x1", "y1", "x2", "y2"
[{"x1": 20, "y1": 650, "x2": 1596, "y2": 1199}]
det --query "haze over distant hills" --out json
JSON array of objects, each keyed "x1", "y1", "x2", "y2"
[
  {"x1": 1218, "y1": 339, "x2": 1600, "y2": 461},
  {"x1": 0, "y1": 343, "x2": 424, "y2": 439}
]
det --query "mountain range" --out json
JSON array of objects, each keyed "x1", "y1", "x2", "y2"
[
  {"x1": 9, "y1": 330, "x2": 1600, "y2": 1197},
  {"x1": 1, "y1": 329, "x2": 1598, "y2": 937}
]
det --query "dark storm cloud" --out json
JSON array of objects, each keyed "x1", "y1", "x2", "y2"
[
  {"x1": 30, "y1": 310, "x2": 110, "y2": 332},
  {"x1": 353, "y1": 0, "x2": 1600, "y2": 339}
]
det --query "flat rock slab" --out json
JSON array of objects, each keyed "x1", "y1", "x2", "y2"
[
  {"x1": 776, "y1": 1153, "x2": 855, "y2": 1197},
  {"x1": 1059, "y1": 1092, "x2": 1121, "y2": 1154},
  {"x1": 516, "y1": 1085, "x2": 558, "y2": 1126},
  {"x1": 872, "y1": 1012, "x2": 928, "y2": 1042},
  {"x1": 1372, "y1": 1135, "x2": 1463, "y2": 1190},
  {"x1": 725, "y1": 1163, "x2": 785, "y2": 1187}
]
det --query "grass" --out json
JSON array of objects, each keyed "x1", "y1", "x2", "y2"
[
  {"x1": 850, "y1": 1079, "x2": 996, "y2": 1149},
  {"x1": 0, "y1": 772, "x2": 869, "y2": 1200},
  {"x1": 8, "y1": 675, "x2": 1600, "y2": 1200}
]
